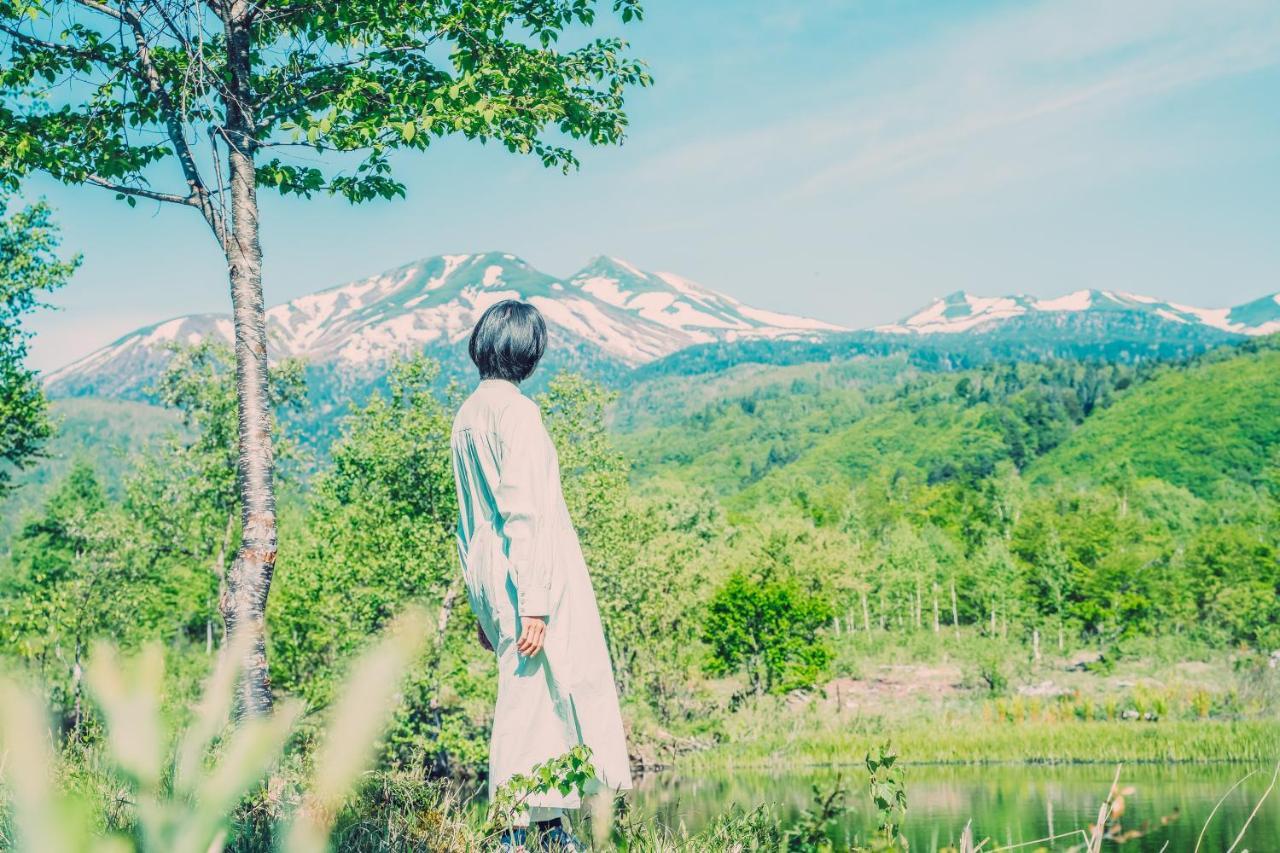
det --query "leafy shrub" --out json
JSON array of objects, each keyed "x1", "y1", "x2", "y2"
[{"x1": 704, "y1": 569, "x2": 833, "y2": 695}]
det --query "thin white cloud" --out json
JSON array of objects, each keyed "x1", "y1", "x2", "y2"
[
  {"x1": 639, "y1": 0, "x2": 1280, "y2": 201},
  {"x1": 801, "y1": 0, "x2": 1280, "y2": 195}
]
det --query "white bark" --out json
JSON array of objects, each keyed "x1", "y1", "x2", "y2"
[{"x1": 217, "y1": 6, "x2": 276, "y2": 719}]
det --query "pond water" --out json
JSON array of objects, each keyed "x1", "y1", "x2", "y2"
[{"x1": 628, "y1": 764, "x2": 1279, "y2": 851}]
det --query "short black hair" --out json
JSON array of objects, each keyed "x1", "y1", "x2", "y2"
[{"x1": 468, "y1": 300, "x2": 547, "y2": 383}]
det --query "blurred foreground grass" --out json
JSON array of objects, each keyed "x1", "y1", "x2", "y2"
[{"x1": 0, "y1": 611, "x2": 435, "y2": 853}]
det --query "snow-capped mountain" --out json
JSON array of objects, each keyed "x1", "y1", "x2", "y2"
[
  {"x1": 44, "y1": 252, "x2": 844, "y2": 398},
  {"x1": 877, "y1": 289, "x2": 1280, "y2": 337}
]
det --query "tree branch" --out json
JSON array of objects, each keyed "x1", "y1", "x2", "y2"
[
  {"x1": 0, "y1": 22, "x2": 96, "y2": 56},
  {"x1": 70, "y1": 0, "x2": 127, "y2": 22},
  {"x1": 86, "y1": 174, "x2": 196, "y2": 205},
  {"x1": 107, "y1": 0, "x2": 228, "y2": 247}
]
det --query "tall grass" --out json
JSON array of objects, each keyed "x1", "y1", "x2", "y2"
[{"x1": 687, "y1": 718, "x2": 1280, "y2": 771}]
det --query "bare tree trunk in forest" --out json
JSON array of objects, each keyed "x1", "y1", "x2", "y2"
[
  {"x1": 435, "y1": 582, "x2": 459, "y2": 647},
  {"x1": 209, "y1": 513, "x2": 236, "y2": 655},
  {"x1": 428, "y1": 581, "x2": 461, "y2": 707},
  {"x1": 932, "y1": 586, "x2": 940, "y2": 633},
  {"x1": 216, "y1": 6, "x2": 277, "y2": 719},
  {"x1": 426, "y1": 580, "x2": 462, "y2": 773},
  {"x1": 71, "y1": 641, "x2": 83, "y2": 737},
  {"x1": 861, "y1": 592, "x2": 871, "y2": 633},
  {"x1": 950, "y1": 581, "x2": 960, "y2": 636}
]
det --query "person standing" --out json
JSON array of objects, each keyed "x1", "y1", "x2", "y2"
[{"x1": 450, "y1": 300, "x2": 631, "y2": 851}]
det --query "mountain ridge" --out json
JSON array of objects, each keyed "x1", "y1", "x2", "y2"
[
  {"x1": 42, "y1": 251, "x2": 1279, "y2": 400},
  {"x1": 45, "y1": 252, "x2": 842, "y2": 398},
  {"x1": 877, "y1": 288, "x2": 1280, "y2": 337}
]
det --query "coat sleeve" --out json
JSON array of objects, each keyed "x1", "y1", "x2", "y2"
[{"x1": 494, "y1": 398, "x2": 552, "y2": 618}]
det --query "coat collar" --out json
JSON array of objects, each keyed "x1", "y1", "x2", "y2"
[{"x1": 478, "y1": 378, "x2": 522, "y2": 394}]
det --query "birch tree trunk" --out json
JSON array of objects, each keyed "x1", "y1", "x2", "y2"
[{"x1": 216, "y1": 6, "x2": 277, "y2": 719}]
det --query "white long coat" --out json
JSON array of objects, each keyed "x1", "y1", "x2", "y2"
[{"x1": 451, "y1": 378, "x2": 632, "y2": 809}]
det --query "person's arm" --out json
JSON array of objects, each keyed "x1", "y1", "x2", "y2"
[{"x1": 494, "y1": 398, "x2": 552, "y2": 654}]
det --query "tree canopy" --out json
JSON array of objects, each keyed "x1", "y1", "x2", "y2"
[{"x1": 0, "y1": 0, "x2": 652, "y2": 216}]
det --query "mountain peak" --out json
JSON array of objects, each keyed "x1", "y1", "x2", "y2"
[{"x1": 579, "y1": 255, "x2": 650, "y2": 279}]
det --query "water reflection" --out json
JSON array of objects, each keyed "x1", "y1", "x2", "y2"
[{"x1": 631, "y1": 764, "x2": 1277, "y2": 851}]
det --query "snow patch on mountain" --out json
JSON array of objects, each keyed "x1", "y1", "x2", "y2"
[
  {"x1": 1033, "y1": 290, "x2": 1093, "y2": 312},
  {"x1": 878, "y1": 288, "x2": 1280, "y2": 337},
  {"x1": 567, "y1": 257, "x2": 845, "y2": 339}
]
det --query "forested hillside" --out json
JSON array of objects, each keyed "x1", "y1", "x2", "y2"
[
  {"x1": 621, "y1": 338, "x2": 1280, "y2": 508},
  {"x1": 619, "y1": 353, "x2": 1150, "y2": 505},
  {"x1": 0, "y1": 398, "x2": 177, "y2": 548},
  {"x1": 1029, "y1": 341, "x2": 1280, "y2": 496},
  {"x1": 615, "y1": 337, "x2": 1280, "y2": 651}
]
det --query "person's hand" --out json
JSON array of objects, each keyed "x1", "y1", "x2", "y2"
[
  {"x1": 516, "y1": 616, "x2": 547, "y2": 656},
  {"x1": 477, "y1": 623, "x2": 493, "y2": 652}
]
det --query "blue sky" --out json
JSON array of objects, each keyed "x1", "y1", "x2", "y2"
[{"x1": 22, "y1": 0, "x2": 1280, "y2": 371}]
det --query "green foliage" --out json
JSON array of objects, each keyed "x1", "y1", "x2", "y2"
[
  {"x1": 0, "y1": 464, "x2": 169, "y2": 728},
  {"x1": 268, "y1": 356, "x2": 471, "y2": 767},
  {"x1": 0, "y1": 1, "x2": 650, "y2": 202},
  {"x1": 0, "y1": 197, "x2": 80, "y2": 491},
  {"x1": 540, "y1": 374, "x2": 717, "y2": 710},
  {"x1": 0, "y1": 398, "x2": 178, "y2": 551},
  {"x1": 783, "y1": 780, "x2": 847, "y2": 852},
  {"x1": 487, "y1": 744, "x2": 595, "y2": 835},
  {"x1": 964, "y1": 639, "x2": 1011, "y2": 695},
  {"x1": 2, "y1": 320, "x2": 1278, "y2": 849},
  {"x1": 621, "y1": 341, "x2": 1280, "y2": 654},
  {"x1": 125, "y1": 342, "x2": 307, "y2": 649},
  {"x1": 704, "y1": 568, "x2": 833, "y2": 696},
  {"x1": 623, "y1": 358, "x2": 1145, "y2": 515},
  {"x1": 865, "y1": 744, "x2": 907, "y2": 851},
  {"x1": 627, "y1": 320, "x2": 1231, "y2": 387},
  {"x1": 0, "y1": 344, "x2": 306, "y2": 733},
  {"x1": 1030, "y1": 340, "x2": 1280, "y2": 496}
]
